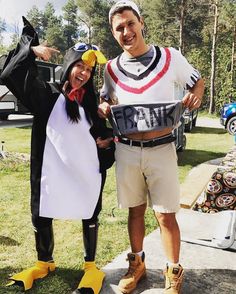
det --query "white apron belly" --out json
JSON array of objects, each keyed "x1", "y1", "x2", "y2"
[{"x1": 40, "y1": 94, "x2": 101, "y2": 220}]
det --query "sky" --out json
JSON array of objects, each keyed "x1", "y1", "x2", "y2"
[{"x1": 0, "y1": 0, "x2": 67, "y2": 45}]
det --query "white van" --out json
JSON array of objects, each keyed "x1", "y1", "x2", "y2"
[{"x1": 0, "y1": 55, "x2": 62, "y2": 120}]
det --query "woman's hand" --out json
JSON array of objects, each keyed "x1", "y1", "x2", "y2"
[
  {"x1": 96, "y1": 137, "x2": 113, "y2": 149},
  {"x1": 31, "y1": 43, "x2": 60, "y2": 61}
]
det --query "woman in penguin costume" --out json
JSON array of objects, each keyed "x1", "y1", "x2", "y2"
[{"x1": 0, "y1": 17, "x2": 115, "y2": 294}]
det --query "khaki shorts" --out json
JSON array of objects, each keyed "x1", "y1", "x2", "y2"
[{"x1": 115, "y1": 142, "x2": 180, "y2": 213}]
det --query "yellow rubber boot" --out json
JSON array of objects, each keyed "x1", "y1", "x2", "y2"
[
  {"x1": 76, "y1": 261, "x2": 105, "y2": 294},
  {"x1": 6, "y1": 260, "x2": 56, "y2": 291}
]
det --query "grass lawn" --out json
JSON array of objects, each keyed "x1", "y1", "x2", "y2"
[{"x1": 0, "y1": 122, "x2": 234, "y2": 293}]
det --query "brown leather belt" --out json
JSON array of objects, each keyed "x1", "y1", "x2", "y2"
[{"x1": 117, "y1": 134, "x2": 176, "y2": 147}]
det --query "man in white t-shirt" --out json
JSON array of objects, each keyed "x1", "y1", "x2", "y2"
[{"x1": 98, "y1": 1, "x2": 204, "y2": 293}]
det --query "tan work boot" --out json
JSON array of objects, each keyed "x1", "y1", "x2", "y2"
[
  {"x1": 163, "y1": 264, "x2": 184, "y2": 294},
  {"x1": 118, "y1": 252, "x2": 146, "y2": 293}
]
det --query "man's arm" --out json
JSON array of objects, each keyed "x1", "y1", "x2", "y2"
[{"x1": 182, "y1": 78, "x2": 205, "y2": 111}]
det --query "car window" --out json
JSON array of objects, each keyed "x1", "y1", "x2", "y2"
[{"x1": 38, "y1": 66, "x2": 51, "y2": 82}]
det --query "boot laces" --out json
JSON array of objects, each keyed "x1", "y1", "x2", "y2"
[
  {"x1": 167, "y1": 270, "x2": 182, "y2": 290},
  {"x1": 170, "y1": 276, "x2": 181, "y2": 289},
  {"x1": 125, "y1": 258, "x2": 139, "y2": 276}
]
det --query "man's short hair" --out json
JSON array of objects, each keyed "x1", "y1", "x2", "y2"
[{"x1": 109, "y1": 0, "x2": 141, "y2": 25}]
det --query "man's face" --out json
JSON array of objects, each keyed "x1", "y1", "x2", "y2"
[
  {"x1": 111, "y1": 10, "x2": 144, "y2": 56},
  {"x1": 69, "y1": 61, "x2": 92, "y2": 89}
]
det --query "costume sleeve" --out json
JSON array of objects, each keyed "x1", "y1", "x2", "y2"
[
  {"x1": 0, "y1": 17, "x2": 45, "y2": 112},
  {"x1": 170, "y1": 47, "x2": 201, "y2": 90}
]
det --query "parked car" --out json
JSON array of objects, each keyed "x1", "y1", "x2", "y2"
[
  {"x1": 220, "y1": 102, "x2": 236, "y2": 135},
  {"x1": 0, "y1": 55, "x2": 62, "y2": 120},
  {"x1": 183, "y1": 108, "x2": 198, "y2": 132}
]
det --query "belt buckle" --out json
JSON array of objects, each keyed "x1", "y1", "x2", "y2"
[{"x1": 140, "y1": 141, "x2": 144, "y2": 148}]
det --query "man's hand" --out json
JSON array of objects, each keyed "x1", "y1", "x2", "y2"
[
  {"x1": 98, "y1": 101, "x2": 111, "y2": 118},
  {"x1": 31, "y1": 43, "x2": 60, "y2": 62},
  {"x1": 182, "y1": 92, "x2": 201, "y2": 111},
  {"x1": 182, "y1": 78, "x2": 204, "y2": 111}
]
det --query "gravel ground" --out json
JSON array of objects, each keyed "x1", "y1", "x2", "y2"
[{"x1": 196, "y1": 116, "x2": 223, "y2": 129}]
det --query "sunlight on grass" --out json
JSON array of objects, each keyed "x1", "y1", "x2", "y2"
[
  {"x1": 0, "y1": 127, "x2": 31, "y2": 154},
  {"x1": 177, "y1": 126, "x2": 233, "y2": 182}
]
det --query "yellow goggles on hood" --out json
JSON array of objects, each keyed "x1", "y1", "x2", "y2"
[
  {"x1": 82, "y1": 49, "x2": 107, "y2": 67},
  {"x1": 73, "y1": 42, "x2": 107, "y2": 67}
]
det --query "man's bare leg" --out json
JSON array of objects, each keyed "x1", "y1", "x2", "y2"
[
  {"x1": 128, "y1": 203, "x2": 147, "y2": 252},
  {"x1": 155, "y1": 212, "x2": 180, "y2": 262},
  {"x1": 155, "y1": 212, "x2": 184, "y2": 294}
]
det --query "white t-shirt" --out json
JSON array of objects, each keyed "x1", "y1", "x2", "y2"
[{"x1": 101, "y1": 46, "x2": 200, "y2": 105}]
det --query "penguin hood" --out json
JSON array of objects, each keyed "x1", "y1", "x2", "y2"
[
  {"x1": 60, "y1": 44, "x2": 94, "y2": 86},
  {"x1": 60, "y1": 43, "x2": 107, "y2": 86}
]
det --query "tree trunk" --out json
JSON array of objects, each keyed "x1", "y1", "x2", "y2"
[
  {"x1": 209, "y1": 0, "x2": 218, "y2": 114},
  {"x1": 179, "y1": 0, "x2": 186, "y2": 54}
]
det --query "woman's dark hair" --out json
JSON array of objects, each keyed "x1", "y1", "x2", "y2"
[{"x1": 63, "y1": 64, "x2": 97, "y2": 124}]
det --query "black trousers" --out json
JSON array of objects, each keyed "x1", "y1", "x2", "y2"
[{"x1": 32, "y1": 171, "x2": 106, "y2": 262}]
